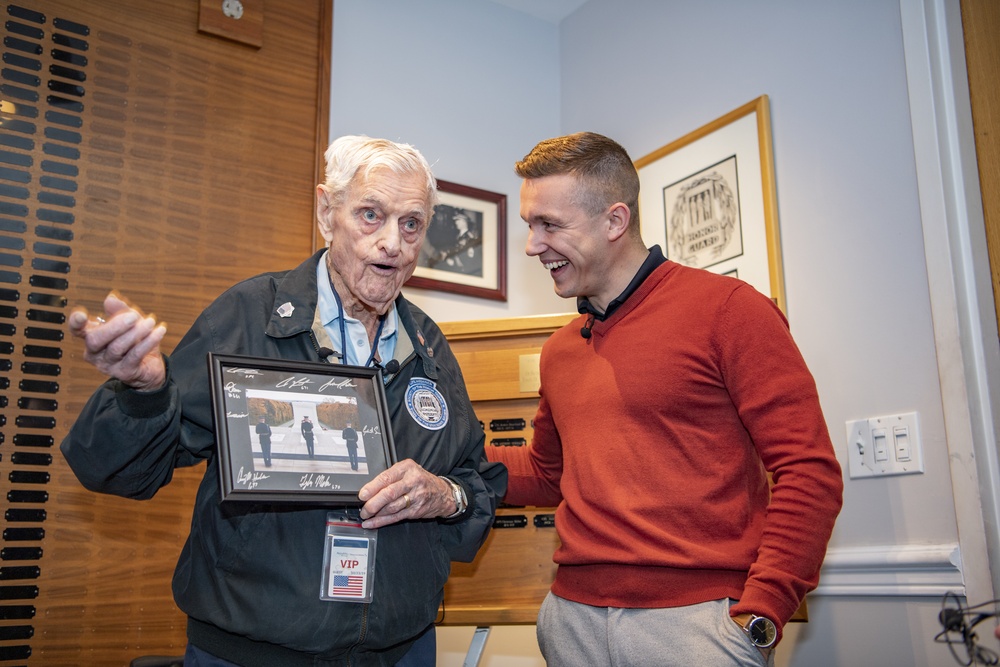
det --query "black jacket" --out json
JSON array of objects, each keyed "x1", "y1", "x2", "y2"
[{"x1": 61, "y1": 250, "x2": 507, "y2": 666}]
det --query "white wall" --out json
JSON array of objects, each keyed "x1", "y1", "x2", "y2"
[
  {"x1": 557, "y1": 1, "x2": 989, "y2": 665},
  {"x1": 560, "y1": 0, "x2": 957, "y2": 546},
  {"x1": 331, "y1": 1, "x2": 995, "y2": 665},
  {"x1": 331, "y1": 0, "x2": 570, "y2": 324}
]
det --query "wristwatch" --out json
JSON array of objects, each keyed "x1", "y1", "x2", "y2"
[
  {"x1": 738, "y1": 614, "x2": 777, "y2": 649},
  {"x1": 440, "y1": 476, "x2": 468, "y2": 519}
]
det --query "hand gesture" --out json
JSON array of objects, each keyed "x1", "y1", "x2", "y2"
[{"x1": 68, "y1": 291, "x2": 168, "y2": 391}]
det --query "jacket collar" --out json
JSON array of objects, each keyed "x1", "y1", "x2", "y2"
[
  {"x1": 264, "y1": 249, "x2": 325, "y2": 339},
  {"x1": 264, "y1": 249, "x2": 438, "y2": 380}
]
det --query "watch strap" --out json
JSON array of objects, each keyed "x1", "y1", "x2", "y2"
[{"x1": 440, "y1": 476, "x2": 468, "y2": 520}]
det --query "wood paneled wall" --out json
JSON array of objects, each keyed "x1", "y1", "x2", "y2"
[
  {"x1": 960, "y1": 0, "x2": 1000, "y2": 326},
  {"x1": 0, "y1": 1, "x2": 330, "y2": 662},
  {"x1": 438, "y1": 315, "x2": 573, "y2": 626}
]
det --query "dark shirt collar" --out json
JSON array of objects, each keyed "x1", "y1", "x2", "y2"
[{"x1": 577, "y1": 245, "x2": 666, "y2": 321}]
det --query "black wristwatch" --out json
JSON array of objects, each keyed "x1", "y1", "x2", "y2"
[{"x1": 740, "y1": 615, "x2": 777, "y2": 649}]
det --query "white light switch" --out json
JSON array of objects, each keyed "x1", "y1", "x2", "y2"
[
  {"x1": 893, "y1": 425, "x2": 911, "y2": 461},
  {"x1": 846, "y1": 411, "x2": 923, "y2": 478},
  {"x1": 872, "y1": 428, "x2": 889, "y2": 462}
]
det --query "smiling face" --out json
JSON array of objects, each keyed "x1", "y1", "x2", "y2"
[
  {"x1": 522, "y1": 173, "x2": 619, "y2": 309},
  {"x1": 317, "y1": 167, "x2": 431, "y2": 323}
]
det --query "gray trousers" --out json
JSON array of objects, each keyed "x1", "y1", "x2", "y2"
[{"x1": 537, "y1": 593, "x2": 775, "y2": 667}]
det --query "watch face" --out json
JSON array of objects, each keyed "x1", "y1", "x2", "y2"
[{"x1": 748, "y1": 617, "x2": 776, "y2": 647}]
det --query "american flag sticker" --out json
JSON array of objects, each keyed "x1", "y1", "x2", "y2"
[
  {"x1": 332, "y1": 574, "x2": 364, "y2": 597},
  {"x1": 328, "y1": 537, "x2": 370, "y2": 599}
]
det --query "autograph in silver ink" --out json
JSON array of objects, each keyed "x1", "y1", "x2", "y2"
[
  {"x1": 276, "y1": 376, "x2": 315, "y2": 390},
  {"x1": 237, "y1": 467, "x2": 270, "y2": 490},
  {"x1": 319, "y1": 378, "x2": 357, "y2": 392},
  {"x1": 299, "y1": 473, "x2": 341, "y2": 491},
  {"x1": 226, "y1": 368, "x2": 263, "y2": 378}
]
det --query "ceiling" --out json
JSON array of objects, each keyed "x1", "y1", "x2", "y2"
[{"x1": 487, "y1": 0, "x2": 589, "y2": 24}]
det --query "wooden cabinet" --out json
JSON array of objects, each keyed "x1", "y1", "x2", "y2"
[{"x1": 439, "y1": 314, "x2": 573, "y2": 625}]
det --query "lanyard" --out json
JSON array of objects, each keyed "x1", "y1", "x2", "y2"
[{"x1": 332, "y1": 287, "x2": 386, "y2": 368}]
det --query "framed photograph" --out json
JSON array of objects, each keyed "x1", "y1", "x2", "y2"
[
  {"x1": 208, "y1": 353, "x2": 396, "y2": 505},
  {"x1": 635, "y1": 95, "x2": 786, "y2": 313},
  {"x1": 405, "y1": 179, "x2": 507, "y2": 301}
]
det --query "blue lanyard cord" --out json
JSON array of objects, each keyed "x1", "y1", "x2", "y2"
[{"x1": 331, "y1": 286, "x2": 386, "y2": 368}]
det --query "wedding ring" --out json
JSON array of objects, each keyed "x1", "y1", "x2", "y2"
[
  {"x1": 403, "y1": 494, "x2": 411, "y2": 509},
  {"x1": 96, "y1": 316, "x2": 106, "y2": 324}
]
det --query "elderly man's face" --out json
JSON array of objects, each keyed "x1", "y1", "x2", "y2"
[{"x1": 317, "y1": 168, "x2": 430, "y2": 316}]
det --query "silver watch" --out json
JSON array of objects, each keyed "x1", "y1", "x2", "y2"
[
  {"x1": 440, "y1": 476, "x2": 468, "y2": 519},
  {"x1": 740, "y1": 614, "x2": 777, "y2": 649}
]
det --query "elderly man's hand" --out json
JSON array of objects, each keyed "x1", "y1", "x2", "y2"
[
  {"x1": 358, "y1": 459, "x2": 458, "y2": 528},
  {"x1": 68, "y1": 291, "x2": 168, "y2": 392}
]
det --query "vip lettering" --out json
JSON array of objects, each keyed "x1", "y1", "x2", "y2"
[{"x1": 340, "y1": 559, "x2": 360, "y2": 568}]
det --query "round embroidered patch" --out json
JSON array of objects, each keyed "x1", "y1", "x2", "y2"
[{"x1": 405, "y1": 378, "x2": 449, "y2": 431}]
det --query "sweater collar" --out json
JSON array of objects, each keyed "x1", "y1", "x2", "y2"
[{"x1": 577, "y1": 245, "x2": 666, "y2": 321}]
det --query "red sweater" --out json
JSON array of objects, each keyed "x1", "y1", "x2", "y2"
[{"x1": 487, "y1": 261, "x2": 843, "y2": 634}]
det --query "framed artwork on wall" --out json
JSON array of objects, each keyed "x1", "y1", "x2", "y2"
[
  {"x1": 208, "y1": 353, "x2": 397, "y2": 504},
  {"x1": 406, "y1": 179, "x2": 507, "y2": 301},
  {"x1": 635, "y1": 95, "x2": 786, "y2": 313}
]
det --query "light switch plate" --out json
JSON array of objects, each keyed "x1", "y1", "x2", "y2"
[{"x1": 846, "y1": 411, "x2": 923, "y2": 479}]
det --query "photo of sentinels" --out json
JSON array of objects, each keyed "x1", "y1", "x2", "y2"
[{"x1": 246, "y1": 394, "x2": 370, "y2": 475}]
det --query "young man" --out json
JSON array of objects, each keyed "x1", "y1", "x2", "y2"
[
  {"x1": 486, "y1": 132, "x2": 843, "y2": 666},
  {"x1": 62, "y1": 135, "x2": 506, "y2": 666}
]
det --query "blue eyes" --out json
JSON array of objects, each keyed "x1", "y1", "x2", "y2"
[{"x1": 359, "y1": 209, "x2": 422, "y2": 234}]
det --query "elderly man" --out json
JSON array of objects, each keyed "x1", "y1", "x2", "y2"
[{"x1": 61, "y1": 135, "x2": 506, "y2": 666}]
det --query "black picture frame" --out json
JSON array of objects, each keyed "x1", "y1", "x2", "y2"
[
  {"x1": 208, "y1": 353, "x2": 396, "y2": 505},
  {"x1": 405, "y1": 179, "x2": 508, "y2": 301}
]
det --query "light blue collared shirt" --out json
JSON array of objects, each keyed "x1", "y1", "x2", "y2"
[{"x1": 316, "y1": 250, "x2": 398, "y2": 367}]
